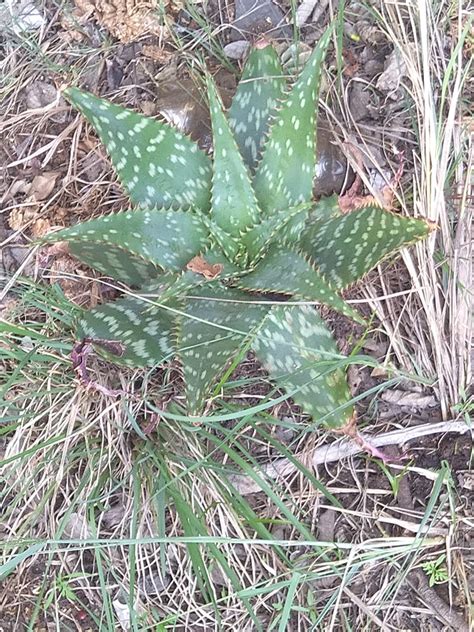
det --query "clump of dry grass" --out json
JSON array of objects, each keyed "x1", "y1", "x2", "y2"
[{"x1": 354, "y1": 0, "x2": 472, "y2": 418}]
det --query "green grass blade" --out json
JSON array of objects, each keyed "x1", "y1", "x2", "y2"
[
  {"x1": 253, "y1": 25, "x2": 333, "y2": 213},
  {"x1": 228, "y1": 43, "x2": 286, "y2": 171},
  {"x1": 299, "y1": 205, "x2": 434, "y2": 289},
  {"x1": 252, "y1": 305, "x2": 353, "y2": 429},
  {"x1": 278, "y1": 571, "x2": 302, "y2": 632},
  {"x1": 63, "y1": 87, "x2": 212, "y2": 210},
  {"x1": 236, "y1": 244, "x2": 366, "y2": 324},
  {"x1": 207, "y1": 77, "x2": 262, "y2": 239},
  {"x1": 179, "y1": 285, "x2": 270, "y2": 415}
]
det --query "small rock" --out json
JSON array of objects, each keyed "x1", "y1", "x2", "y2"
[
  {"x1": 25, "y1": 81, "x2": 57, "y2": 109},
  {"x1": 376, "y1": 49, "x2": 408, "y2": 98},
  {"x1": 349, "y1": 82, "x2": 371, "y2": 121},
  {"x1": 102, "y1": 502, "x2": 128, "y2": 528},
  {"x1": 224, "y1": 40, "x2": 250, "y2": 60},
  {"x1": 6, "y1": 0, "x2": 45, "y2": 34},
  {"x1": 25, "y1": 80, "x2": 67, "y2": 122},
  {"x1": 230, "y1": 0, "x2": 292, "y2": 42},
  {"x1": 63, "y1": 512, "x2": 92, "y2": 539},
  {"x1": 140, "y1": 571, "x2": 170, "y2": 595}
]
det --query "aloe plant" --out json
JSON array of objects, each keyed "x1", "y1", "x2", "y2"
[{"x1": 43, "y1": 29, "x2": 433, "y2": 431}]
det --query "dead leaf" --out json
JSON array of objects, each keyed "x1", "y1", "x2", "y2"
[
  {"x1": 371, "y1": 366, "x2": 389, "y2": 378},
  {"x1": 347, "y1": 365, "x2": 362, "y2": 394},
  {"x1": 29, "y1": 172, "x2": 59, "y2": 201},
  {"x1": 343, "y1": 49, "x2": 360, "y2": 78},
  {"x1": 43, "y1": 240, "x2": 70, "y2": 257},
  {"x1": 112, "y1": 595, "x2": 132, "y2": 631},
  {"x1": 355, "y1": 20, "x2": 385, "y2": 44},
  {"x1": 186, "y1": 255, "x2": 223, "y2": 280},
  {"x1": 376, "y1": 49, "x2": 408, "y2": 97},
  {"x1": 1, "y1": 179, "x2": 29, "y2": 204},
  {"x1": 8, "y1": 207, "x2": 37, "y2": 231},
  {"x1": 362, "y1": 337, "x2": 388, "y2": 357},
  {"x1": 380, "y1": 389, "x2": 437, "y2": 410},
  {"x1": 338, "y1": 191, "x2": 377, "y2": 214},
  {"x1": 338, "y1": 152, "x2": 404, "y2": 212},
  {"x1": 140, "y1": 101, "x2": 157, "y2": 116},
  {"x1": 7, "y1": 0, "x2": 45, "y2": 34},
  {"x1": 142, "y1": 44, "x2": 173, "y2": 63},
  {"x1": 74, "y1": 0, "x2": 169, "y2": 43},
  {"x1": 30, "y1": 218, "x2": 51, "y2": 238}
]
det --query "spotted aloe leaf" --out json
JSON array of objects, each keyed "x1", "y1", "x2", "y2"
[
  {"x1": 228, "y1": 43, "x2": 286, "y2": 170},
  {"x1": 179, "y1": 285, "x2": 269, "y2": 414},
  {"x1": 76, "y1": 294, "x2": 179, "y2": 367},
  {"x1": 207, "y1": 77, "x2": 261, "y2": 253},
  {"x1": 42, "y1": 208, "x2": 210, "y2": 284},
  {"x1": 63, "y1": 87, "x2": 212, "y2": 210},
  {"x1": 240, "y1": 203, "x2": 311, "y2": 262},
  {"x1": 67, "y1": 241, "x2": 160, "y2": 286},
  {"x1": 253, "y1": 305, "x2": 352, "y2": 428},
  {"x1": 300, "y1": 205, "x2": 433, "y2": 289},
  {"x1": 235, "y1": 244, "x2": 366, "y2": 325},
  {"x1": 253, "y1": 25, "x2": 332, "y2": 213}
]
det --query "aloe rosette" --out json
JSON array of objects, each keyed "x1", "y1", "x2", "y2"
[{"x1": 43, "y1": 29, "x2": 432, "y2": 429}]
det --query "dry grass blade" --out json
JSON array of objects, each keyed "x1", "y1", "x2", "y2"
[{"x1": 360, "y1": 0, "x2": 472, "y2": 417}]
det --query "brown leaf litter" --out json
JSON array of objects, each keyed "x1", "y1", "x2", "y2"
[
  {"x1": 73, "y1": 0, "x2": 169, "y2": 43},
  {"x1": 186, "y1": 255, "x2": 224, "y2": 280}
]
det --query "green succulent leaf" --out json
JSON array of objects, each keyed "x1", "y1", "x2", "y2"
[
  {"x1": 68, "y1": 241, "x2": 160, "y2": 286},
  {"x1": 42, "y1": 208, "x2": 210, "y2": 276},
  {"x1": 299, "y1": 205, "x2": 433, "y2": 288},
  {"x1": 252, "y1": 305, "x2": 353, "y2": 428},
  {"x1": 207, "y1": 77, "x2": 262, "y2": 239},
  {"x1": 63, "y1": 87, "x2": 212, "y2": 210},
  {"x1": 313, "y1": 193, "x2": 341, "y2": 219},
  {"x1": 228, "y1": 43, "x2": 286, "y2": 171},
  {"x1": 253, "y1": 25, "x2": 332, "y2": 214},
  {"x1": 240, "y1": 204, "x2": 311, "y2": 262},
  {"x1": 236, "y1": 244, "x2": 365, "y2": 324},
  {"x1": 179, "y1": 285, "x2": 270, "y2": 415},
  {"x1": 76, "y1": 294, "x2": 179, "y2": 367}
]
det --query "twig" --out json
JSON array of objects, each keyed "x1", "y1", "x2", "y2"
[
  {"x1": 229, "y1": 421, "x2": 471, "y2": 495},
  {"x1": 408, "y1": 569, "x2": 470, "y2": 632}
]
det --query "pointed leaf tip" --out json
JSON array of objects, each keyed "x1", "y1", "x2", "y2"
[
  {"x1": 206, "y1": 75, "x2": 262, "y2": 241},
  {"x1": 63, "y1": 87, "x2": 212, "y2": 211},
  {"x1": 228, "y1": 43, "x2": 286, "y2": 171},
  {"x1": 252, "y1": 305, "x2": 353, "y2": 428},
  {"x1": 299, "y1": 205, "x2": 433, "y2": 289},
  {"x1": 253, "y1": 26, "x2": 333, "y2": 213}
]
